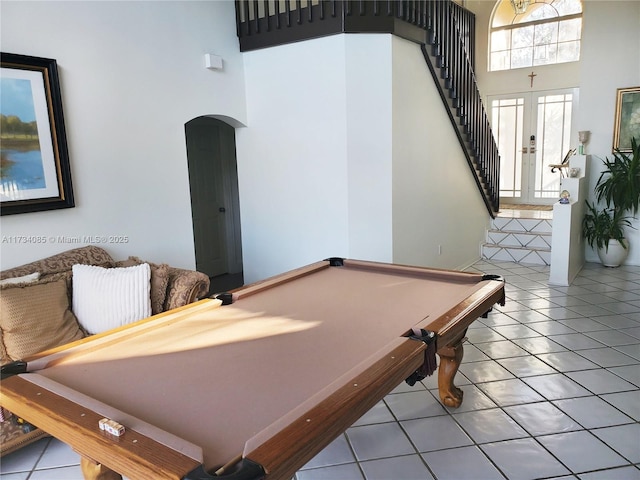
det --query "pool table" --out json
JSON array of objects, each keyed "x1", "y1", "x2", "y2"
[{"x1": 1, "y1": 258, "x2": 504, "y2": 480}]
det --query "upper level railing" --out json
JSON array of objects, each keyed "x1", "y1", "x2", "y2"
[
  {"x1": 235, "y1": 0, "x2": 499, "y2": 215},
  {"x1": 236, "y1": 0, "x2": 435, "y2": 51}
]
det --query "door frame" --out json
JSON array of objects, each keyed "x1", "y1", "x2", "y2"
[
  {"x1": 185, "y1": 116, "x2": 243, "y2": 277},
  {"x1": 490, "y1": 88, "x2": 579, "y2": 206}
]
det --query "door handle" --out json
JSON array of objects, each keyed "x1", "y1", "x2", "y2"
[{"x1": 219, "y1": 207, "x2": 226, "y2": 213}]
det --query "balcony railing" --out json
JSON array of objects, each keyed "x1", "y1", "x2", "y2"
[
  {"x1": 236, "y1": 0, "x2": 499, "y2": 216},
  {"x1": 236, "y1": 1, "x2": 435, "y2": 51}
]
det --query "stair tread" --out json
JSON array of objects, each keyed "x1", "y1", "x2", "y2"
[
  {"x1": 483, "y1": 243, "x2": 551, "y2": 252},
  {"x1": 487, "y1": 229, "x2": 552, "y2": 236}
]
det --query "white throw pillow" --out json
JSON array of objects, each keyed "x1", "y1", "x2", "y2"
[{"x1": 72, "y1": 263, "x2": 151, "y2": 335}]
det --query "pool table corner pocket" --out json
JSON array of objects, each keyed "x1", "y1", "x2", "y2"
[{"x1": 183, "y1": 458, "x2": 266, "y2": 480}]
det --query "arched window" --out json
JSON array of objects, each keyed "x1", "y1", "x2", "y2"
[{"x1": 489, "y1": 0, "x2": 582, "y2": 71}]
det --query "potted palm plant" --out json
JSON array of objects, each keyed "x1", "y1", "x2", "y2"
[
  {"x1": 582, "y1": 203, "x2": 632, "y2": 266},
  {"x1": 583, "y1": 137, "x2": 640, "y2": 267}
]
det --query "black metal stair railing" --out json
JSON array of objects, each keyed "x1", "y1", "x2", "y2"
[
  {"x1": 235, "y1": 0, "x2": 500, "y2": 217},
  {"x1": 422, "y1": 1, "x2": 500, "y2": 215}
]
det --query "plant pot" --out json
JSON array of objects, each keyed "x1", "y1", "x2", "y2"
[{"x1": 597, "y1": 239, "x2": 628, "y2": 267}]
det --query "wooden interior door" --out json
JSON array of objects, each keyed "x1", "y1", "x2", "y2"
[{"x1": 185, "y1": 117, "x2": 243, "y2": 278}]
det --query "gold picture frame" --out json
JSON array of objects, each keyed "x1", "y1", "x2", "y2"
[{"x1": 613, "y1": 86, "x2": 640, "y2": 153}]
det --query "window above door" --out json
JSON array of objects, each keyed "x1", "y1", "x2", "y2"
[{"x1": 489, "y1": 0, "x2": 582, "y2": 71}]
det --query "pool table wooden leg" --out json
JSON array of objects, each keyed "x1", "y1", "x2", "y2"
[
  {"x1": 80, "y1": 457, "x2": 122, "y2": 480},
  {"x1": 437, "y1": 341, "x2": 464, "y2": 408}
]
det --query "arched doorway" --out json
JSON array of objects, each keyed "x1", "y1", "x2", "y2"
[{"x1": 185, "y1": 116, "x2": 243, "y2": 292}]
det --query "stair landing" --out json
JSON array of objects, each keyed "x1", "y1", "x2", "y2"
[{"x1": 497, "y1": 204, "x2": 553, "y2": 220}]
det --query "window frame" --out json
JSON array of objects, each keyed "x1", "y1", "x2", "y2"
[{"x1": 489, "y1": 1, "x2": 582, "y2": 72}]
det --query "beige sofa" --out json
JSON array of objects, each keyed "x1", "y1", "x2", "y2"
[{"x1": 0, "y1": 245, "x2": 210, "y2": 455}]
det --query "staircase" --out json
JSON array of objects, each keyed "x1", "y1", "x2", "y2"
[{"x1": 482, "y1": 210, "x2": 553, "y2": 265}]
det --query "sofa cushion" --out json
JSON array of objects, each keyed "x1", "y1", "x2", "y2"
[
  {"x1": 72, "y1": 263, "x2": 151, "y2": 335},
  {"x1": 116, "y1": 257, "x2": 169, "y2": 315},
  {"x1": 0, "y1": 274, "x2": 85, "y2": 365}
]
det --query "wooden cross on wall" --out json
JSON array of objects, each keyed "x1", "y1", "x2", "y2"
[{"x1": 528, "y1": 71, "x2": 537, "y2": 87}]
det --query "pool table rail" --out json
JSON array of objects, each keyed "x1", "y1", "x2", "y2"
[
  {"x1": 243, "y1": 338, "x2": 427, "y2": 480},
  {"x1": 432, "y1": 279, "x2": 505, "y2": 346},
  {"x1": 0, "y1": 374, "x2": 203, "y2": 480}
]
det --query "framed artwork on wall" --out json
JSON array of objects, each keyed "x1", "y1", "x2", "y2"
[
  {"x1": 0, "y1": 52, "x2": 74, "y2": 215},
  {"x1": 613, "y1": 86, "x2": 640, "y2": 153}
]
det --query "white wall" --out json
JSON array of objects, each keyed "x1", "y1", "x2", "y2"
[
  {"x1": 345, "y1": 36, "x2": 394, "y2": 263},
  {"x1": 391, "y1": 37, "x2": 489, "y2": 270},
  {"x1": 0, "y1": 1, "x2": 247, "y2": 270},
  {"x1": 238, "y1": 33, "x2": 491, "y2": 283},
  {"x1": 237, "y1": 36, "x2": 351, "y2": 282},
  {"x1": 578, "y1": 1, "x2": 640, "y2": 264}
]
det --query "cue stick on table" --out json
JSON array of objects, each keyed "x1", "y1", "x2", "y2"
[{"x1": 214, "y1": 453, "x2": 243, "y2": 475}]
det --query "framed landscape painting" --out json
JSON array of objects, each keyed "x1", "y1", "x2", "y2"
[
  {"x1": 613, "y1": 86, "x2": 640, "y2": 153},
  {"x1": 0, "y1": 53, "x2": 74, "y2": 215}
]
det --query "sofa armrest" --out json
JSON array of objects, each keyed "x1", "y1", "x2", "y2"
[{"x1": 163, "y1": 267, "x2": 210, "y2": 311}]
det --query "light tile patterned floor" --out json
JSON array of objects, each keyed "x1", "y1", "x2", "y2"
[{"x1": 1, "y1": 261, "x2": 639, "y2": 480}]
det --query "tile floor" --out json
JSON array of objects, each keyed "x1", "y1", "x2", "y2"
[{"x1": 1, "y1": 260, "x2": 639, "y2": 480}]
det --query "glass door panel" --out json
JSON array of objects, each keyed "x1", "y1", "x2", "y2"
[
  {"x1": 491, "y1": 95, "x2": 528, "y2": 201},
  {"x1": 490, "y1": 88, "x2": 577, "y2": 205},
  {"x1": 533, "y1": 91, "x2": 575, "y2": 199}
]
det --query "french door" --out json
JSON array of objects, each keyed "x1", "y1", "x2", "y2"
[{"x1": 490, "y1": 89, "x2": 578, "y2": 205}]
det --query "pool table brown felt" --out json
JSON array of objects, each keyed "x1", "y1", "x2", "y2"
[{"x1": 0, "y1": 258, "x2": 505, "y2": 480}]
